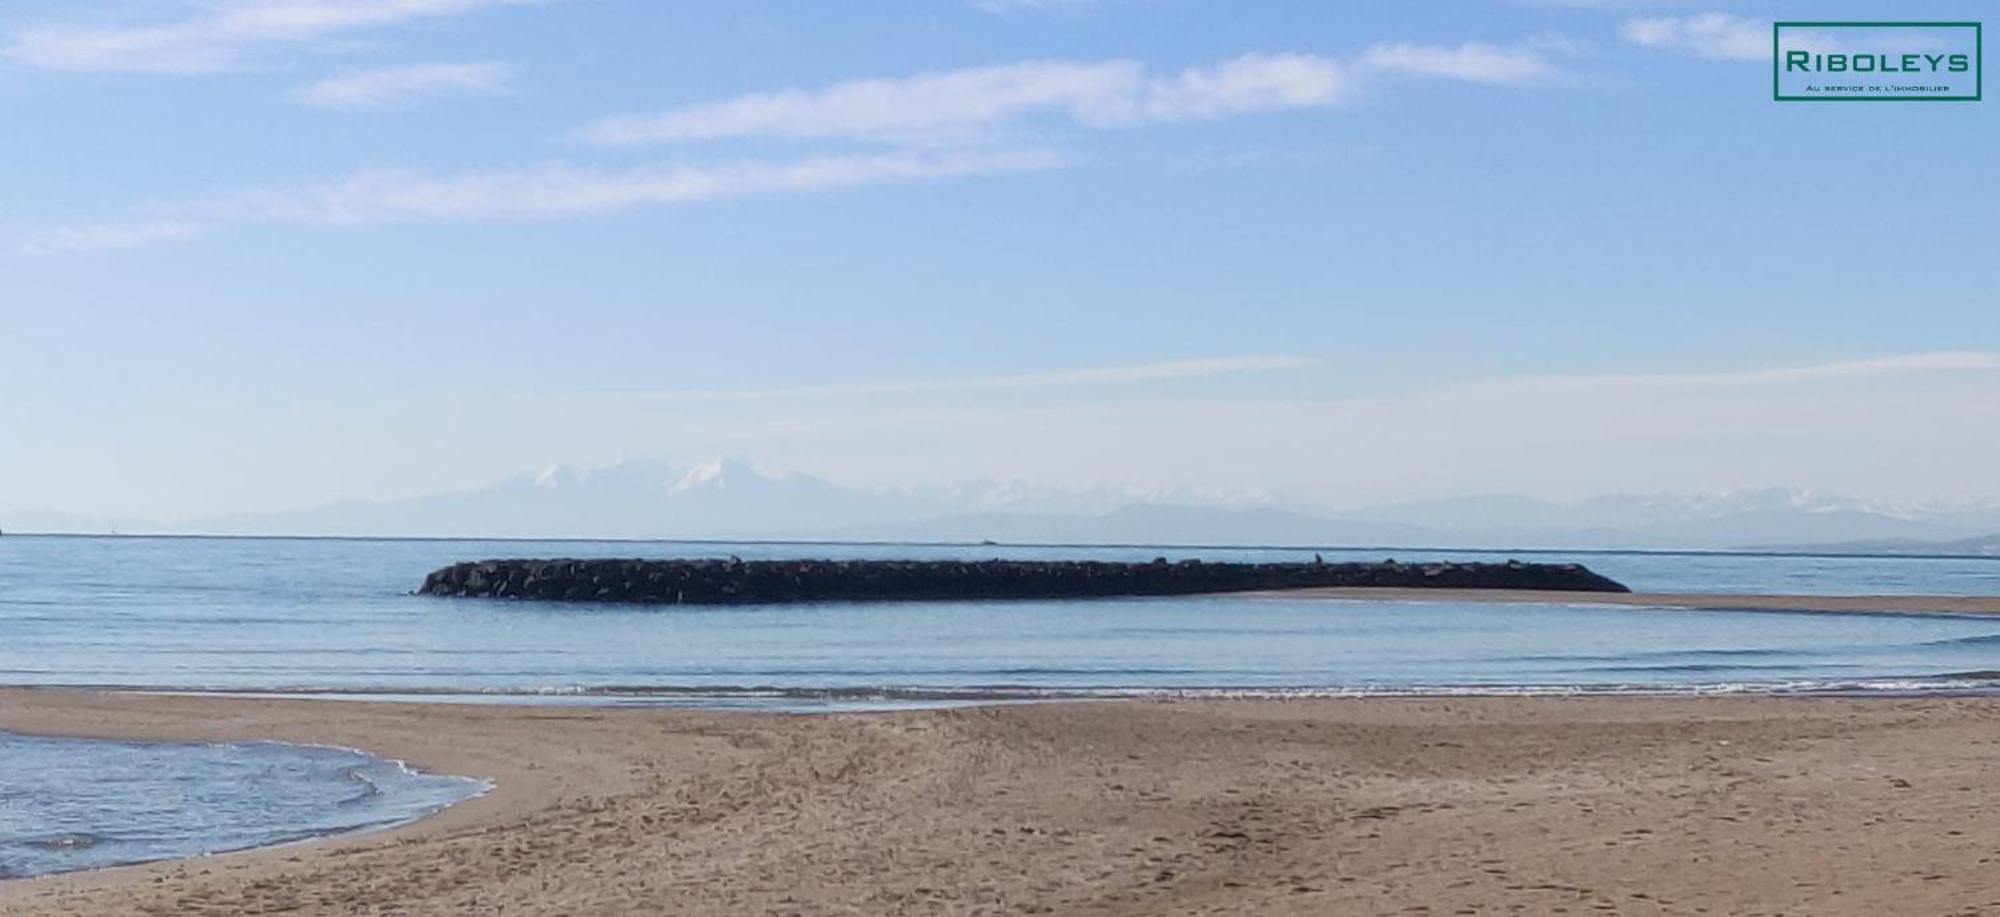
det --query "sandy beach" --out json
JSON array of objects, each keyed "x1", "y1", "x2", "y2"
[{"x1": 5, "y1": 690, "x2": 2000, "y2": 915}]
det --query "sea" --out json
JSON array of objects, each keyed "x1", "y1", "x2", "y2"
[
  {"x1": 2, "y1": 534, "x2": 1998, "y2": 879},
  {"x1": 0, "y1": 731, "x2": 482, "y2": 880}
]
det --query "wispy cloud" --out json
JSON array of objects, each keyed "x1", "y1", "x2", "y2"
[
  {"x1": 970, "y1": 0, "x2": 1103, "y2": 12},
  {"x1": 20, "y1": 220, "x2": 204, "y2": 255},
  {"x1": 577, "y1": 60, "x2": 1150, "y2": 145},
  {"x1": 22, "y1": 30, "x2": 1560, "y2": 254},
  {"x1": 293, "y1": 61, "x2": 512, "y2": 109},
  {"x1": 221, "y1": 149, "x2": 1068, "y2": 222},
  {"x1": 22, "y1": 149, "x2": 1068, "y2": 252},
  {"x1": 1620, "y1": 13, "x2": 1767, "y2": 61},
  {"x1": 1520, "y1": 0, "x2": 1676, "y2": 8},
  {"x1": 576, "y1": 45, "x2": 1554, "y2": 147},
  {"x1": 5, "y1": 0, "x2": 536, "y2": 74},
  {"x1": 1524, "y1": 33, "x2": 1596, "y2": 58},
  {"x1": 1136, "y1": 53, "x2": 1348, "y2": 120},
  {"x1": 1477, "y1": 351, "x2": 2000, "y2": 394},
  {"x1": 1357, "y1": 42, "x2": 1558, "y2": 83},
  {"x1": 629, "y1": 355, "x2": 1319, "y2": 401}
]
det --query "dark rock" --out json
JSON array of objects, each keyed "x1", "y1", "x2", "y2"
[{"x1": 416, "y1": 557, "x2": 1630, "y2": 605}]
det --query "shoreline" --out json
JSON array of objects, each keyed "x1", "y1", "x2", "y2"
[{"x1": 9, "y1": 691, "x2": 2000, "y2": 914}]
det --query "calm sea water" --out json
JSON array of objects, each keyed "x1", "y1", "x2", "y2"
[
  {"x1": 1, "y1": 534, "x2": 1996, "y2": 699},
  {"x1": 0, "y1": 730, "x2": 482, "y2": 880}
]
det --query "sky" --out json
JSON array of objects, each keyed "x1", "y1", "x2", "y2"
[{"x1": 2, "y1": 0, "x2": 1997, "y2": 521}]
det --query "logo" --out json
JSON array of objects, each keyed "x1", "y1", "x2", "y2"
[{"x1": 1774, "y1": 22, "x2": 1982, "y2": 101}]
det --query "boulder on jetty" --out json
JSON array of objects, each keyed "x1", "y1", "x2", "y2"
[{"x1": 418, "y1": 557, "x2": 1629, "y2": 605}]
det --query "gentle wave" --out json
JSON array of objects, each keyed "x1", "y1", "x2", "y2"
[
  {"x1": 1500, "y1": 647, "x2": 1798, "y2": 664},
  {"x1": 1921, "y1": 633, "x2": 2000, "y2": 648},
  {"x1": 89, "y1": 672, "x2": 2000, "y2": 706}
]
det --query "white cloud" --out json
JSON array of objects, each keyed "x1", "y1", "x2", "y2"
[
  {"x1": 293, "y1": 61, "x2": 511, "y2": 109},
  {"x1": 1136, "y1": 53, "x2": 1347, "y2": 120},
  {"x1": 970, "y1": 0, "x2": 1102, "y2": 12},
  {"x1": 576, "y1": 60, "x2": 1146, "y2": 145},
  {"x1": 1484, "y1": 351, "x2": 2000, "y2": 393},
  {"x1": 5, "y1": 0, "x2": 535, "y2": 74},
  {"x1": 23, "y1": 149, "x2": 1068, "y2": 251},
  {"x1": 1620, "y1": 13, "x2": 1767, "y2": 61},
  {"x1": 577, "y1": 45, "x2": 1551, "y2": 147},
  {"x1": 20, "y1": 220, "x2": 204, "y2": 255},
  {"x1": 23, "y1": 37, "x2": 1556, "y2": 253},
  {"x1": 631, "y1": 355, "x2": 1318, "y2": 401},
  {"x1": 1521, "y1": 0, "x2": 1668, "y2": 7},
  {"x1": 1358, "y1": 42, "x2": 1558, "y2": 83},
  {"x1": 227, "y1": 149, "x2": 1068, "y2": 222},
  {"x1": 1524, "y1": 33, "x2": 1597, "y2": 58}
]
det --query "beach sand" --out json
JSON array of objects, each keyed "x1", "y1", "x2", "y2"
[{"x1": 6, "y1": 691, "x2": 2000, "y2": 915}]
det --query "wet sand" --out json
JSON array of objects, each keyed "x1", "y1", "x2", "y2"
[
  {"x1": 6, "y1": 690, "x2": 2000, "y2": 915},
  {"x1": 1262, "y1": 586, "x2": 2000, "y2": 615}
]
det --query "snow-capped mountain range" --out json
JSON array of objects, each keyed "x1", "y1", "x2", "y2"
[{"x1": 8, "y1": 458, "x2": 2000, "y2": 550}]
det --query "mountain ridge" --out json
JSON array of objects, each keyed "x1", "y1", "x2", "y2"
[{"x1": 7, "y1": 459, "x2": 1999, "y2": 550}]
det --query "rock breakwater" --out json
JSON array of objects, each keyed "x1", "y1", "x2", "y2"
[{"x1": 418, "y1": 558, "x2": 1630, "y2": 605}]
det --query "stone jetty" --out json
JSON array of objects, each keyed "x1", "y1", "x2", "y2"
[{"x1": 418, "y1": 557, "x2": 1630, "y2": 605}]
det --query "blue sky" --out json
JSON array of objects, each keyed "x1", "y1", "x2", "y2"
[{"x1": 2, "y1": 0, "x2": 1997, "y2": 519}]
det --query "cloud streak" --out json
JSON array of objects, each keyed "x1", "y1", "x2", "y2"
[
  {"x1": 578, "y1": 60, "x2": 1152, "y2": 145},
  {"x1": 5, "y1": 0, "x2": 535, "y2": 74},
  {"x1": 1620, "y1": 13, "x2": 1767, "y2": 61},
  {"x1": 575, "y1": 45, "x2": 1552, "y2": 147},
  {"x1": 970, "y1": 0, "x2": 1105, "y2": 13},
  {"x1": 22, "y1": 35, "x2": 1560, "y2": 253},
  {"x1": 293, "y1": 61, "x2": 512, "y2": 109},
  {"x1": 1472, "y1": 351, "x2": 2000, "y2": 395},
  {"x1": 21, "y1": 149, "x2": 1068, "y2": 252},
  {"x1": 20, "y1": 220, "x2": 204, "y2": 255},
  {"x1": 1357, "y1": 42, "x2": 1558, "y2": 83}
]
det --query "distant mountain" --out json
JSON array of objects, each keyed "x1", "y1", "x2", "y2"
[
  {"x1": 182, "y1": 458, "x2": 944, "y2": 539},
  {"x1": 139, "y1": 458, "x2": 1273, "y2": 540},
  {"x1": 9, "y1": 460, "x2": 2000, "y2": 550},
  {"x1": 831, "y1": 504, "x2": 1445, "y2": 547}
]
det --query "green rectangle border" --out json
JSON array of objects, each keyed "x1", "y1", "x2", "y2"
[{"x1": 1773, "y1": 21, "x2": 1982, "y2": 102}]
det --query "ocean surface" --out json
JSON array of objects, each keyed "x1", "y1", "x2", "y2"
[
  {"x1": 0, "y1": 730, "x2": 482, "y2": 880},
  {"x1": 2, "y1": 534, "x2": 1998, "y2": 702}
]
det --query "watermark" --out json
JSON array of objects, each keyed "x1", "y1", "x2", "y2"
[{"x1": 1774, "y1": 22, "x2": 1981, "y2": 101}]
